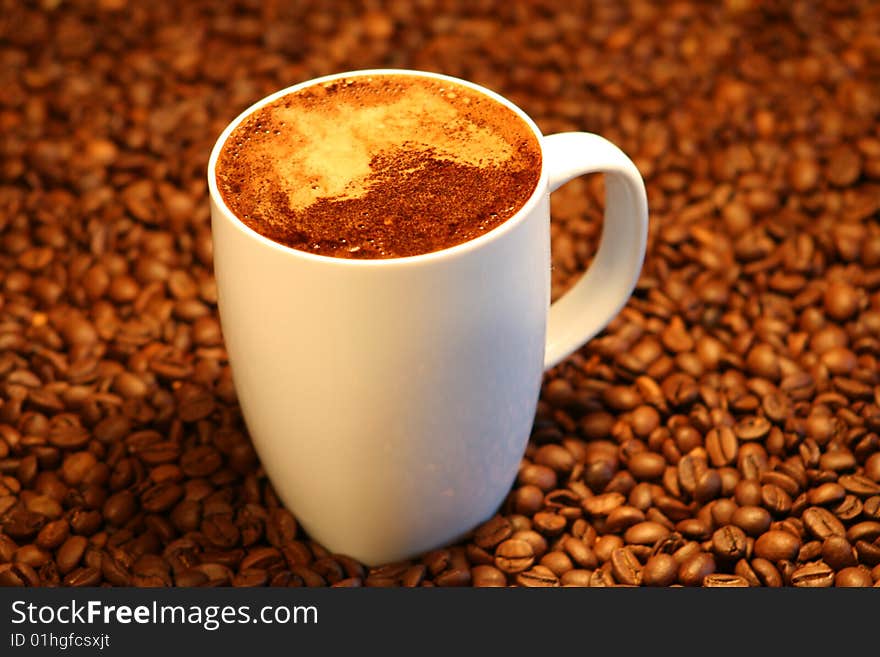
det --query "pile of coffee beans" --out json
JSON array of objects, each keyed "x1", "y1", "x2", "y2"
[{"x1": 2, "y1": 1, "x2": 879, "y2": 586}]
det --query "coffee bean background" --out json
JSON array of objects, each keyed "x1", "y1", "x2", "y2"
[{"x1": 1, "y1": 1, "x2": 880, "y2": 587}]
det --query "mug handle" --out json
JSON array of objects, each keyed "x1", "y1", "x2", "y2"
[{"x1": 542, "y1": 132, "x2": 649, "y2": 369}]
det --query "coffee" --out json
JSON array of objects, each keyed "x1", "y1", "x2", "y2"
[{"x1": 215, "y1": 74, "x2": 542, "y2": 259}]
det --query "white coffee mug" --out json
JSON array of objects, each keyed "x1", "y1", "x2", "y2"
[{"x1": 208, "y1": 69, "x2": 648, "y2": 565}]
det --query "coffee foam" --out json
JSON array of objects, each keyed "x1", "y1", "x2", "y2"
[{"x1": 216, "y1": 75, "x2": 542, "y2": 258}]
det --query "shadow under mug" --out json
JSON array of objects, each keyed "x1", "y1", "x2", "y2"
[{"x1": 207, "y1": 69, "x2": 648, "y2": 565}]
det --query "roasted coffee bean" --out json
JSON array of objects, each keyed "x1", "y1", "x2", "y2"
[
  {"x1": 435, "y1": 567, "x2": 471, "y2": 587},
  {"x1": 627, "y1": 452, "x2": 666, "y2": 480},
  {"x1": 777, "y1": 517, "x2": 805, "y2": 541},
  {"x1": 761, "y1": 484, "x2": 792, "y2": 516},
  {"x1": 736, "y1": 416, "x2": 772, "y2": 441},
  {"x1": 265, "y1": 509, "x2": 298, "y2": 547},
  {"x1": 560, "y1": 569, "x2": 592, "y2": 587},
  {"x1": 754, "y1": 530, "x2": 801, "y2": 562},
  {"x1": 605, "y1": 470, "x2": 637, "y2": 496},
  {"x1": 55, "y1": 535, "x2": 88, "y2": 575},
  {"x1": 735, "y1": 480, "x2": 764, "y2": 507},
  {"x1": 604, "y1": 505, "x2": 644, "y2": 532},
  {"x1": 798, "y1": 540, "x2": 822, "y2": 563},
  {"x1": 132, "y1": 555, "x2": 172, "y2": 581},
  {"x1": 473, "y1": 516, "x2": 512, "y2": 549},
  {"x1": 102, "y1": 550, "x2": 132, "y2": 586},
  {"x1": 651, "y1": 532, "x2": 686, "y2": 557},
  {"x1": 678, "y1": 552, "x2": 716, "y2": 587},
  {"x1": 630, "y1": 406, "x2": 661, "y2": 438},
  {"x1": 839, "y1": 474, "x2": 880, "y2": 497},
  {"x1": 2, "y1": 510, "x2": 46, "y2": 540},
  {"x1": 693, "y1": 469, "x2": 722, "y2": 504},
  {"x1": 750, "y1": 558, "x2": 783, "y2": 587},
  {"x1": 643, "y1": 554, "x2": 678, "y2": 587},
  {"x1": 510, "y1": 530, "x2": 548, "y2": 560},
  {"x1": 232, "y1": 569, "x2": 268, "y2": 587},
  {"x1": 803, "y1": 506, "x2": 846, "y2": 540},
  {"x1": 516, "y1": 565, "x2": 560, "y2": 587},
  {"x1": 544, "y1": 489, "x2": 583, "y2": 517},
  {"x1": 465, "y1": 543, "x2": 493, "y2": 565},
  {"x1": 761, "y1": 471, "x2": 800, "y2": 498},
  {"x1": 627, "y1": 482, "x2": 653, "y2": 511},
  {"x1": 865, "y1": 454, "x2": 880, "y2": 483},
  {"x1": 539, "y1": 551, "x2": 574, "y2": 576},
  {"x1": 103, "y1": 491, "x2": 138, "y2": 526},
  {"x1": 706, "y1": 427, "x2": 738, "y2": 467},
  {"x1": 14, "y1": 545, "x2": 51, "y2": 568},
  {"x1": 859, "y1": 497, "x2": 880, "y2": 524},
  {"x1": 675, "y1": 518, "x2": 711, "y2": 541},
  {"x1": 472, "y1": 564, "x2": 507, "y2": 587},
  {"x1": 174, "y1": 568, "x2": 209, "y2": 587},
  {"x1": 38, "y1": 560, "x2": 60, "y2": 587},
  {"x1": 422, "y1": 550, "x2": 450, "y2": 577},
  {"x1": 855, "y1": 540, "x2": 880, "y2": 566},
  {"x1": 0, "y1": 535, "x2": 18, "y2": 563},
  {"x1": 533, "y1": 445, "x2": 575, "y2": 474},
  {"x1": 448, "y1": 547, "x2": 469, "y2": 573},
  {"x1": 518, "y1": 464, "x2": 557, "y2": 491},
  {"x1": 817, "y1": 449, "x2": 854, "y2": 474},
  {"x1": 513, "y1": 485, "x2": 544, "y2": 515},
  {"x1": 835, "y1": 566, "x2": 874, "y2": 587},
  {"x1": 712, "y1": 525, "x2": 748, "y2": 561},
  {"x1": 610, "y1": 547, "x2": 643, "y2": 586},
  {"x1": 734, "y1": 560, "x2": 761, "y2": 587},
  {"x1": 822, "y1": 536, "x2": 858, "y2": 570},
  {"x1": 624, "y1": 521, "x2": 670, "y2": 546},
  {"x1": 582, "y1": 492, "x2": 625, "y2": 517},
  {"x1": 593, "y1": 535, "x2": 624, "y2": 563},
  {"x1": 170, "y1": 500, "x2": 201, "y2": 534},
  {"x1": 180, "y1": 446, "x2": 223, "y2": 478},
  {"x1": 562, "y1": 537, "x2": 598, "y2": 569},
  {"x1": 707, "y1": 498, "x2": 736, "y2": 530},
  {"x1": 847, "y1": 521, "x2": 880, "y2": 544},
  {"x1": 141, "y1": 483, "x2": 183, "y2": 513},
  {"x1": 240, "y1": 547, "x2": 283, "y2": 572},
  {"x1": 331, "y1": 555, "x2": 363, "y2": 581},
  {"x1": 48, "y1": 419, "x2": 90, "y2": 450},
  {"x1": 201, "y1": 516, "x2": 240, "y2": 549},
  {"x1": 35, "y1": 519, "x2": 69, "y2": 550},
  {"x1": 0, "y1": 563, "x2": 40, "y2": 587},
  {"x1": 583, "y1": 459, "x2": 616, "y2": 493},
  {"x1": 676, "y1": 454, "x2": 706, "y2": 498},
  {"x1": 494, "y1": 539, "x2": 534, "y2": 574},
  {"x1": 703, "y1": 573, "x2": 749, "y2": 587},
  {"x1": 798, "y1": 440, "x2": 822, "y2": 469},
  {"x1": 396, "y1": 564, "x2": 422, "y2": 588},
  {"x1": 790, "y1": 562, "x2": 834, "y2": 588},
  {"x1": 589, "y1": 567, "x2": 614, "y2": 587},
  {"x1": 832, "y1": 495, "x2": 863, "y2": 522},
  {"x1": 284, "y1": 565, "x2": 322, "y2": 588},
  {"x1": 731, "y1": 505, "x2": 772, "y2": 537},
  {"x1": 511, "y1": 514, "x2": 536, "y2": 534},
  {"x1": 533, "y1": 511, "x2": 567, "y2": 536},
  {"x1": 807, "y1": 482, "x2": 846, "y2": 507},
  {"x1": 69, "y1": 510, "x2": 102, "y2": 536},
  {"x1": 365, "y1": 563, "x2": 407, "y2": 584},
  {"x1": 671, "y1": 541, "x2": 702, "y2": 566}
]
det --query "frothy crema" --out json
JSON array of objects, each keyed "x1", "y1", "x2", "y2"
[{"x1": 216, "y1": 74, "x2": 542, "y2": 259}]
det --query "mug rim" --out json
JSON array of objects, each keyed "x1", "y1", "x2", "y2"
[{"x1": 206, "y1": 68, "x2": 549, "y2": 267}]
